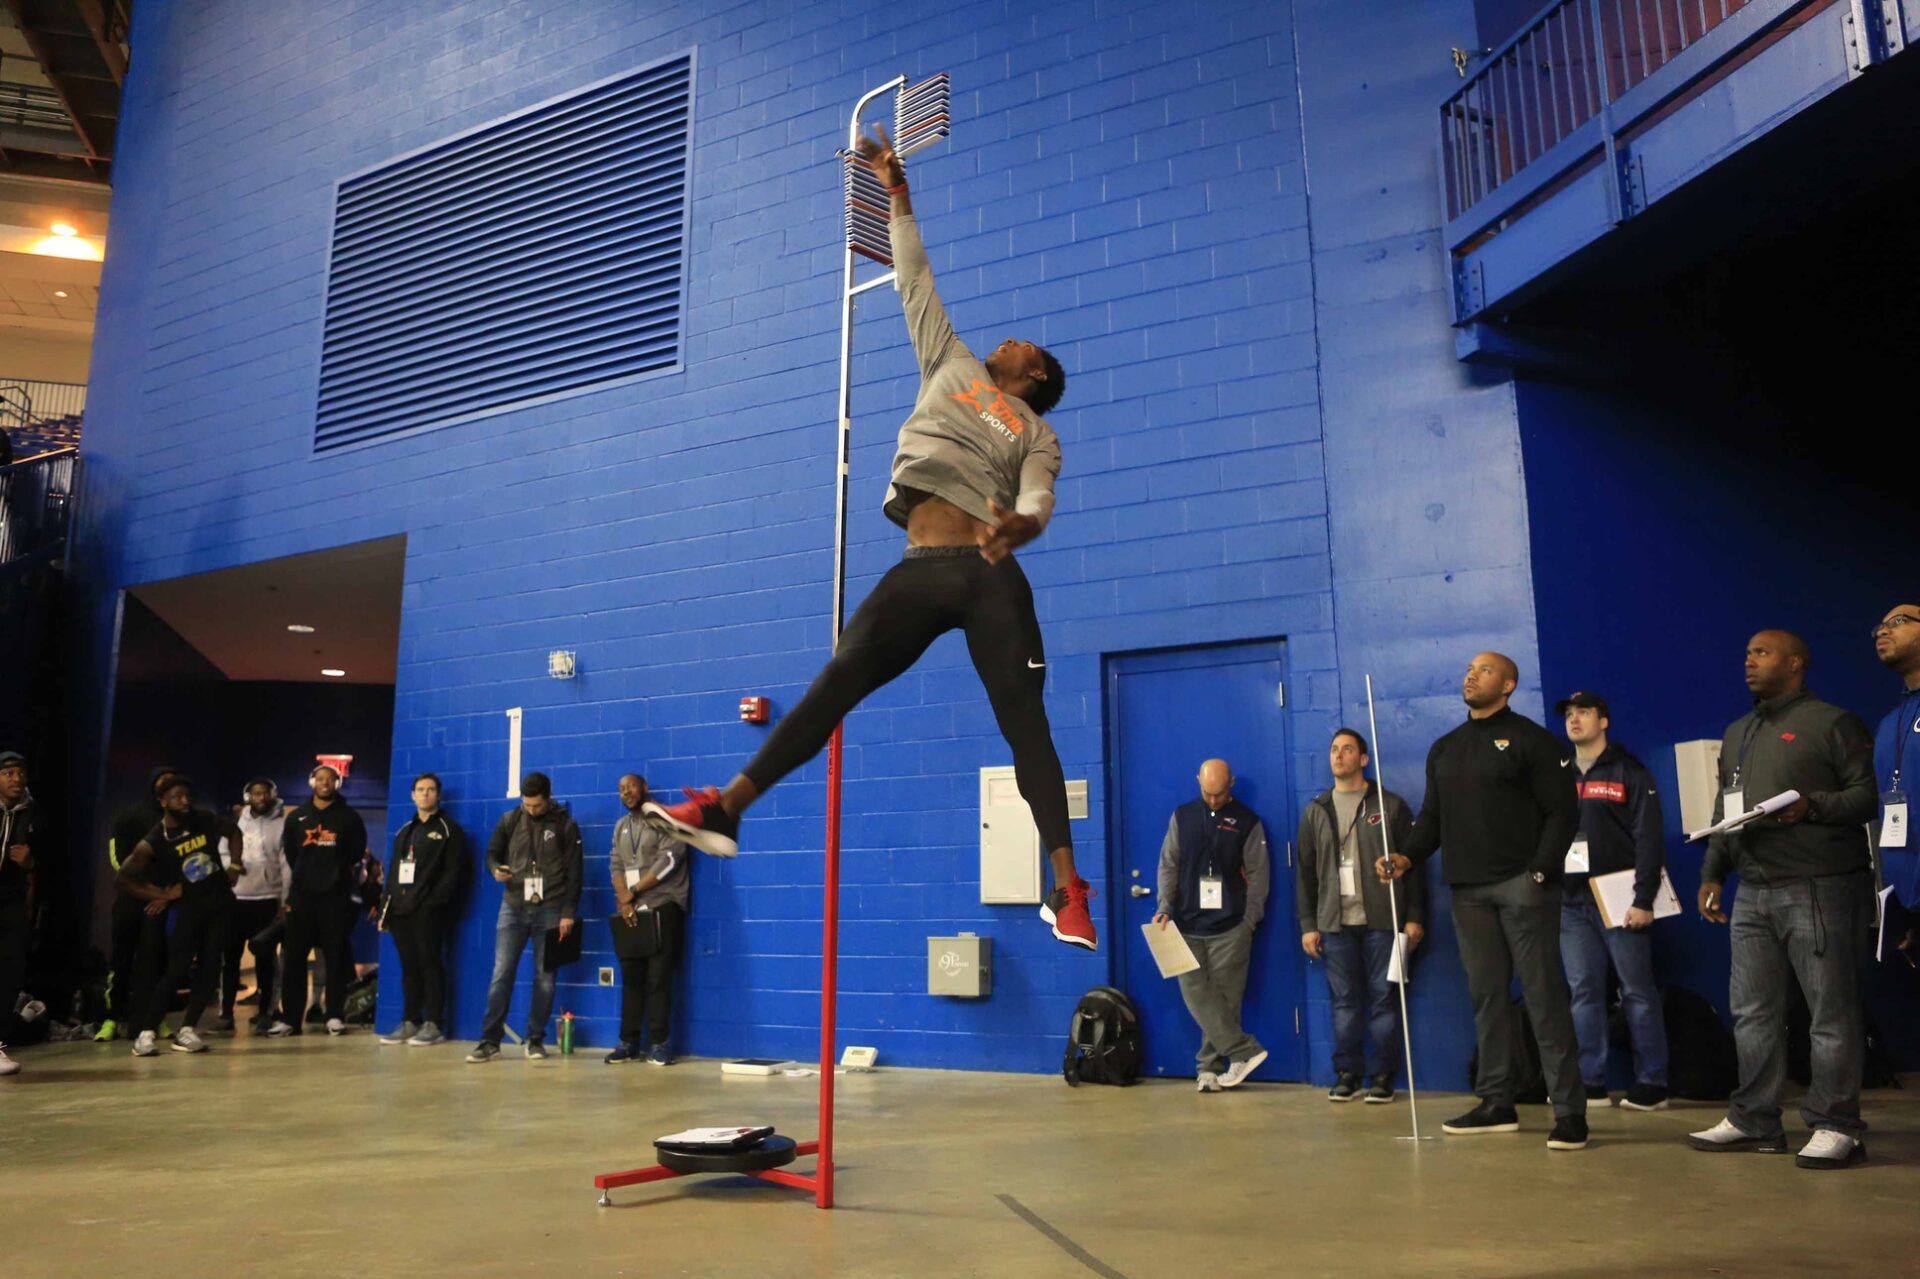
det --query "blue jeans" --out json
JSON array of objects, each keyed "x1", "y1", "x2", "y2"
[
  {"x1": 480, "y1": 899, "x2": 564, "y2": 1047},
  {"x1": 1561, "y1": 895, "x2": 1668, "y2": 1087},
  {"x1": 1727, "y1": 872, "x2": 1871, "y2": 1139},
  {"x1": 1322, "y1": 927, "x2": 1399, "y2": 1080}
]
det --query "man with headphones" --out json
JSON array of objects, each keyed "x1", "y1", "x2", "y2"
[
  {"x1": 225, "y1": 777, "x2": 288, "y2": 1035},
  {"x1": 269, "y1": 764, "x2": 367, "y2": 1037}
]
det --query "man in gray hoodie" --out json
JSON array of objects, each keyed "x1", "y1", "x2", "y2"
[
  {"x1": 467, "y1": 772, "x2": 583, "y2": 1063},
  {"x1": 224, "y1": 777, "x2": 287, "y2": 1035}
]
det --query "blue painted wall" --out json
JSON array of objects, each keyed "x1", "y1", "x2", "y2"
[{"x1": 75, "y1": 0, "x2": 1531, "y2": 1081}]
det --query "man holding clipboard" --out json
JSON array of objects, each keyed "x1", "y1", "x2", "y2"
[
  {"x1": 1555, "y1": 692, "x2": 1670, "y2": 1112},
  {"x1": 1689, "y1": 631, "x2": 1877, "y2": 1170}
]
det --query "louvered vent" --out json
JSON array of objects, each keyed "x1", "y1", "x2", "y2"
[{"x1": 315, "y1": 53, "x2": 693, "y2": 452}]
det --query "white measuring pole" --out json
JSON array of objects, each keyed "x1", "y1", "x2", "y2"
[{"x1": 1364, "y1": 674, "x2": 1433, "y2": 1142}]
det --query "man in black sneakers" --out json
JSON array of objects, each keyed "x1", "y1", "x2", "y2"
[
  {"x1": 604, "y1": 774, "x2": 687, "y2": 1067},
  {"x1": 1297, "y1": 730, "x2": 1425, "y2": 1103},
  {"x1": 642, "y1": 122, "x2": 1097, "y2": 953},
  {"x1": 117, "y1": 776, "x2": 245, "y2": 1056},
  {"x1": 271, "y1": 764, "x2": 367, "y2": 1038},
  {"x1": 1556, "y1": 692, "x2": 1670, "y2": 1111},
  {"x1": 1689, "y1": 630, "x2": 1876, "y2": 1170},
  {"x1": 467, "y1": 772, "x2": 583, "y2": 1063},
  {"x1": 0, "y1": 751, "x2": 42, "y2": 1075},
  {"x1": 378, "y1": 773, "x2": 466, "y2": 1047},
  {"x1": 1153, "y1": 759, "x2": 1271, "y2": 1091},
  {"x1": 99, "y1": 765, "x2": 178, "y2": 1042},
  {"x1": 1380, "y1": 651, "x2": 1586, "y2": 1150}
]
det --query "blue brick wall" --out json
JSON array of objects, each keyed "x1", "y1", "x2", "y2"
[{"x1": 75, "y1": 0, "x2": 1520, "y2": 1080}]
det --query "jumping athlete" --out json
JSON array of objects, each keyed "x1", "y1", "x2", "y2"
[{"x1": 646, "y1": 123, "x2": 1097, "y2": 950}]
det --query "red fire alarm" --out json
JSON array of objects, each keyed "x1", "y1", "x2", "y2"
[{"x1": 739, "y1": 696, "x2": 770, "y2": 724}]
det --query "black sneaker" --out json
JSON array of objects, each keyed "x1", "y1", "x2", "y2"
[
  {"x1": 1584, "y1": 1082, "x2": 1610, "y2": 1103},
  {"x1": 1620, "y1": 1084, "x2": 1669, "y2": 1112},
  {"x1": 1547, "y1": 1114, "x2": 1590, "y2": 1150},
  {"x1": 525, "y1": 1040, "x2": 547, "y2": 1060},
  {"x1": 304, "y1": 1006, "x2": 326, "y2": 1025},
  {"x1": 604, "y1": 1042, "x2": 638, "y2": 1064},
  {"x1": 643, "y1": 787, "x2": 740, "y2": 858},
  {"x1": 1363, "y1": 1077, "x2": 1395, "y2": 1104},
  {"x1": 1442, "y1": 1101, "x2": 1521, "y2": 1135},
  {"x1": 1328, "y1": 1072, "x2": 1361, "y2": 1102},
  {"x1": 211, "y1": 1015, "x2": 236, "y2": 1034},
  {"x1": 465, "y1": 1042, "x2": 500, "y2": 1064}
]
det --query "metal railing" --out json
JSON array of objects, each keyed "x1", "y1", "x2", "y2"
[
  {"x1": 1441, "y1": 0, "x2": 1754, "y2": 224},
  {"x1": 0, "y1": 448, "x2": 79, "y2": 566}
]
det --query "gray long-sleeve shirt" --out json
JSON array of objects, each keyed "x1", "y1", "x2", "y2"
[
  {"x1": 881, "y1": 215, "x2": 1062, "y2": 532},
  {"x1": 1156, "y1": 809, "x2": 1270, "y2": 931},
  {"x1": 610, "y1": 812, "x2": 689, "y2": 913}
]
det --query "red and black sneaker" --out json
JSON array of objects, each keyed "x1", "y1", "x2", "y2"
[
  {"x1": 1040, "y1": 879, "x2": 1097, "y2": 950},
  {"x1": 642, "y1": 787, "x2": 739, "y2": 858}
]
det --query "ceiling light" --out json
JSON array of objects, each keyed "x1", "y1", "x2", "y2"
[
  {"x1": 287, "y1": 623, "x2": 315, "y2": 633},
  {"x1": 53, "y1": 290, "x2": 68, "y2": 299},
  {"x1": 320, "y1": 668, "x2": 346, "y2": 678},
  {"x1": 49, "y1": 222, "x2": 77, "y2": 236}
]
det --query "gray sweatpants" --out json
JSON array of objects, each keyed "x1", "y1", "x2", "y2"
[
  {"x1": 1452, "y1": 872, "x2": 1585, "y2": 1118},
  {"x1": 1177, "y1": 922, "x2": 1263, "y2": 1072}
]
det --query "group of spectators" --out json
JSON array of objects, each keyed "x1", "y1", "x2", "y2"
[
  {"x1": 1149, "y1": 605, "x2": 1919, "y2": 1172},
  {"x1": 0, "y1": 760, "x2": 689, "y2": 1075}
]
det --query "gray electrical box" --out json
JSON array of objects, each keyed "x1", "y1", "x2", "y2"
[{"x1": 927, "y1": 934, "x2": 991, "y2": 998}]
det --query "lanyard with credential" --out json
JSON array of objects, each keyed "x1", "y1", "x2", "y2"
[
  {"x1": 1731, "y1": 714, "x2": 1765, "y2": 788},
  {"x1": 1890, "y1": 693, "x2": 1920, "y2": 794}
]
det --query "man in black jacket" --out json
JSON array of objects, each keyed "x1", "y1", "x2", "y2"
[
  {"x1": 1297, "y1": 729, "x2": 1425, "y2": 1102},
  {"x1": 467, "y1": 772, "x2": 583, "y2": 1063},
  {"x1": 98, "y1": 765, "x2": 178, "y2": 1041},
  {"x1": 0, "y1": 750, "x2": 42, "y2": 1075},
  {"x1": 270, "y1": 764, "x2": 368, "y2": 1038},
  {"x1": 1689, "y1": 630, "x2": 1876, "y2": 1170},
  {"x1": 1381, "y1": 651, "x2": 1586, "y2": 1149},
  {"x1": 1556, "y1": 692, "x2": 1669, "y2": 1111},
  {"x1": 378, "y1": 773, "x2": 467, "y2": 1047}
]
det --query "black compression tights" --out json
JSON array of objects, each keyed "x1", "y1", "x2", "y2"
[{"x1": 742, "y1": 547, "x2": 1072, "y2": 851}]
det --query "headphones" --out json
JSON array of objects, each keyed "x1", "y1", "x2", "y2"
[
  {"x1": 308, "y1": 765, "x2": 340, "y2": 785},
  {"x1": 241, "y1": 778, "x2": 279, "y2": 804}
]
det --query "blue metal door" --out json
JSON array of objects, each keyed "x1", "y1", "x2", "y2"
[{"x1": 1104, "y1": 640, "x2": 1303, "y2": 1081}]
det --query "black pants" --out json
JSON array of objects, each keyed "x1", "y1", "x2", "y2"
[
  {"x1": 138, "y1": 894, "x2": 231, "y2": 1034},
  {"x1": 617, "y1": 903, "x2": 684, "y2": 1049},
  {"x1": 222, "y1": 898, "x2": 282, "y2": 1020},
  {"x1": 0, "y1": 897, "x2": 26, "y2": 1039},
  {"x1": 387, "y1": 907, "x2": 449, "y2": 1025},
  {"x1": 1452, "y1": 873, "x2": 1585, "y2": 1118},
  {"x1": 281, "y1": 893, "x2": 354, "y2": 1024},
  {"x1": 742, "y1": 547, "x2": 1072, "y2": 851},
  {"x1": 108, "y1": 894, "x2": 169, "y2": 1024}
]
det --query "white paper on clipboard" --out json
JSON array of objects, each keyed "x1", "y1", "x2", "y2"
[
  {"x1": 1684, "y1": 790, "x2": 1801, "y2": 843},
  {"x1": 1387, "y1": 934, "x2": 1410, "y2": 985},
  {"x1": 1141, "y1": 921, "x2": 1200, "y2": 978}
]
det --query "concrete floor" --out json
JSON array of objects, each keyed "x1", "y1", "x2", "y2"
[{"x1": 3, "y1": 1035, "x2": 1917, "y2": 1278}]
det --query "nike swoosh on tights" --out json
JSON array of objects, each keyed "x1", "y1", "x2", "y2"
[{"x1": 1027, "y1": 659, "x2": 1045, "y2": 669}]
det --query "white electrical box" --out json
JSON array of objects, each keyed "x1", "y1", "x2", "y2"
[
  {"x1": 1674, "y1": 739, "x2": 1723, "y2": 835},
  {"x1": 979, "y1": 766, "x2": 1042, "y2": 904},
  {"x1": 928, "y1": 935, "x2": 991, "y2": 997}
]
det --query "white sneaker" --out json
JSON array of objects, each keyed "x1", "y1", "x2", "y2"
[
  {"x1": 266, "y1": 1021, "x2": 296, "y2": 1037},
  {"x1": 1218, "y1": 1049, "x2": 1269, "y2": 1088},
  {"x1": 1196, "y1": 1071, "x2": 1221, "y2": 1093},
  {"x1": 1796, "y1": 1129, "x2": 1866, "y2": 1170},
  {"x1": 132, "y1": 1031, "x2": 159, "y2": 1057},
  {"x1": 171, "y1": 1027, "x2": 209, "y2": 1053},
  {"x1": 1686, "y1": 1118, "x2": 1787, "y2": 1154},
  {"x1": 0, "y1": 1043, "x2": 18, "y2": 1075},
  {"x1": 326, "y1": 1018, "x2": 348, "y2": 1036}
]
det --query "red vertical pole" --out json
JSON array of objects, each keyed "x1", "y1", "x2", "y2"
[{"x1": 818, "y1": 723, "x2": 843, "y2": 1208}]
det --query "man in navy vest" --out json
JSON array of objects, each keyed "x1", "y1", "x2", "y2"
[{"x1": 1154, "y1": 759, "x2": 1271, "y2": 1092}]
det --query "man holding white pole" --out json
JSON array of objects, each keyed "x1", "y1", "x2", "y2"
[
  {"x1": 1378, "y1": 651, "x2": 1587, "y2": 1151},
  {"x1": 1296, "y1": 728, "x2": 1425, "y2": 1102}
]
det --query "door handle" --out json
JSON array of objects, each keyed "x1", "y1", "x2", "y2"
[{"x1": 1129, "y1": 885, "x2": 1152, "y2": 898}]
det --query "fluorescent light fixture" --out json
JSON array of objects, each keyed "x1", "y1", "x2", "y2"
[
  {"x1": 320, "y1": 668, "x2": 346, "y2": 678},
  {"x1": 49, "y1": 222, "x2": 77, "y2": 236},
  {"x1": 287, "y1": 624, "x2": 316, "y2": 633},
  {"x1": 53, "y1": 290, "x2": 68, "y2": 299}
]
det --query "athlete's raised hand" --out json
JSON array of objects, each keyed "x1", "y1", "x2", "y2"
[
  {"x1": 854, "y1": 122, "x2": 904, "y2": 188},
  {"x1": 978, "y1": 499, "x2": 1039, "y2": 565}
]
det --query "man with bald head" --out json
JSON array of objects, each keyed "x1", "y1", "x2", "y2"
[
  {"x1": 1382, "y1": 651, "x2": 1585, "y2": 1149},
  {"x1": 1155, "y1": 759, "x2": 1271, "y2": 1091},
  {"x1": 1690, "y1": 630, "x2": 1876, "y2": 1170}
]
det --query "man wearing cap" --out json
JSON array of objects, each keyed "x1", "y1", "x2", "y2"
[
  {"x1": 0, "y1": 750, "x2": 43, "y2": 1075},
  {"x1": 1557, "y1": 691, "x2": 1670, "y2": 1111}
]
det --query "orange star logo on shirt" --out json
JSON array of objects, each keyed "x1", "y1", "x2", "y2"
[
  {"x1": 949, "y1": 379, "x2": 989, "y2": 413},
  {"x1": 949, "y1": 379, "x2": 1024, "y2": 436},
  {"x1": 302, "y1": 826, "x2": 336, "y2": 847}
]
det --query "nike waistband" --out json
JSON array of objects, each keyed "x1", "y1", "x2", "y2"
[{"x1": 902, "y1": 545, "x2": 980, "y2": 560}]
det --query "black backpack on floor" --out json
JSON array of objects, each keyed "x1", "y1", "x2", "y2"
[{"x1": 1062, "y1": 986, "x2": 1143, "y2": 1087}]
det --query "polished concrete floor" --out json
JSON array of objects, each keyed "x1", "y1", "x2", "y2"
[{"x1": 3, "y1": 1033, "x2": 1917, "y2": 1278}]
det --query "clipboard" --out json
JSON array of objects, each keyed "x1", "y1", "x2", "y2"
[
  {"x1": 542, "y1": 922, "x2": 584, "y2": 970},
  {"x1": 1140, "y1": 921, "x2": 1200, "y2": 978},
  {"x1": 1684, "y1": 790, "x2": 1802, "y2": 843},
  {"x1": 1588, "y1": 867, "x2": 1682, "y2": 928}
]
